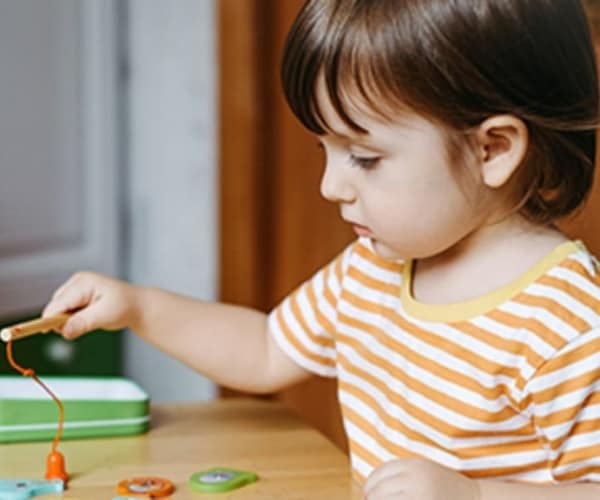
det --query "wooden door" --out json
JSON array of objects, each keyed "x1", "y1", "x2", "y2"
[
  {"x1": 219, "y1": 1, "x2": 600, "y2": 453},
  {"x1": 218, "y1": 0, "x2": 352, "y2": 451}
]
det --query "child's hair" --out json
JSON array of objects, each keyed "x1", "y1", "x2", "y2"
[{"x1": 281, "y1": 0, "x2": 599, "y2": 224}]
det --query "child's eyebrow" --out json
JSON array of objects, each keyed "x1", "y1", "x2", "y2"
[
  {"x1": 320, "y1": 133, "x2": 382, "y2": 151},
  {"x1": 321, "y1": 127, "x2": 374, "y2": 145}
]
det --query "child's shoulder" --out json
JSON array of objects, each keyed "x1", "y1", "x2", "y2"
[
  {"x1": 548, "y1": 240, "x2": 600, "y2": 309},
  {"x1": 530, "y1": 239, "x2": 600, "y2": 333},
  {"x1": 522, "y1": 240, "x2": 600, "y2": 388},
  {"x1": 560, "y1": 240, "x2": 600, "y2": 276}
]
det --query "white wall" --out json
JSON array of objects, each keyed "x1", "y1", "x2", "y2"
[{"x1": 125, "y1": 0, "x2": 218, "y2": 402}]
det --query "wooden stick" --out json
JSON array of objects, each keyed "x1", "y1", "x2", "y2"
[{"x1": 0, "y1": 313, "x2": 71, "y2": 342}]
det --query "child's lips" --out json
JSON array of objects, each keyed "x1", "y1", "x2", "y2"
[{"x1": 351, "y1": 223, "x2": 372, "y2": 237}]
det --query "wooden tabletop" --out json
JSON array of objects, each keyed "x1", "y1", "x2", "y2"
[{"x1": 1, "y1": 398, "x2": 360, "y2": 499}]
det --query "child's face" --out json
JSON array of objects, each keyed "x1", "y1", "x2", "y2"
[{"x1": 316, "y1": 86, "x2": 490, "y2": 261}]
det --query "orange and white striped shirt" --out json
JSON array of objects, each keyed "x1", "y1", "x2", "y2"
[{"x1": 268, "y1": 237, "x2": 600, "y2": 484}]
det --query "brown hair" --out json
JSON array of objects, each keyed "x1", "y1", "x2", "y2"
[{"x1": 281, "y1": 0, "x2": 599, "y2": 224}]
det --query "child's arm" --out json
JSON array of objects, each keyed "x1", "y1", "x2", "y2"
[
  {"x1": 132, "y1": 286, "x2": 311, "y2": 393},
  {"x1": 43, "y1": 272, "x2": 311, "y2": 393}
]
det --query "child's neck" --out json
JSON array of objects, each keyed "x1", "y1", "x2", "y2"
[{"x1": 411, "y1": 215, "x2": 568, "y2": 305}]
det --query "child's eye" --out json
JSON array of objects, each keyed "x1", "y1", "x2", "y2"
[{"x1": 349, "y1": 154, "x2": 380, "y2": 170}]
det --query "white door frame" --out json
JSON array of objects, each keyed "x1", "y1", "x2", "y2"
[{"x1": 0, "y1": 0, "x2": 119, "y2": 319}]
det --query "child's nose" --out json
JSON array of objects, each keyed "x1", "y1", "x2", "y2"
[{"x1": 320, "y1": 162, "x2": 355, "y2": 203}]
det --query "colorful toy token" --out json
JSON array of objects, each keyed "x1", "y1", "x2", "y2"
[
  {"x1": 116, "y1": 477, "x2": 174, "y2": 498},
  {"x1": 0, "y1": 479, "x2": 64, "y2": 500},
  {"x1": 188, "y1": 467, "x2": 258, "y2": 493}
]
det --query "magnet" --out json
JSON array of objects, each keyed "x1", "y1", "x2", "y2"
[
  {"x1": 0, "y1": 479, "x2": 64, "y2": 500},
  {"x1": 116, "y1": 476, "x2": 174, "y2": 498},
  {"x1": 188, "y1": 467, "x2": 258, "y2": 493}
]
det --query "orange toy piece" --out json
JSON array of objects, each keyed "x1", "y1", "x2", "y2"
[
  {"x1": 117, "y1": 477, "x2": 175, "y2": 497},
  {"x1": 46, "y1": 451, "x2": 68, "y2": 482}
]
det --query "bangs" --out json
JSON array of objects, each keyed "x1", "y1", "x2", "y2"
[
  {"x1": 281, "y1": 1, "x2": 412, "y2": 135},
  {"x1": 281, "y1": 0, "x2": 598, "y2": 223}
]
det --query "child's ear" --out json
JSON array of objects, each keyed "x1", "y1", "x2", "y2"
[{"x1": 475, "y1": 115, "x2": 528, "y2": 188}]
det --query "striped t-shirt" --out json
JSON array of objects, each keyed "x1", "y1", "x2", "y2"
[{"x1": 268, "y1": 237, "x2": 600, "y2": 484}]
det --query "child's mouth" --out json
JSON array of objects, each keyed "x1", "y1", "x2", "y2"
[{"x1": 351, "y1": 223, "x2": 372, "y2": 238}]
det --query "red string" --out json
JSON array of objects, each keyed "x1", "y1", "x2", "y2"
[{"x1": 6, "y1": 340, "x2": 64, "y2": 454}]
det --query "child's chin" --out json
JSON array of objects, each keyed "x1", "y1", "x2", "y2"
[{"x1": 370, "y1": 240, "x2": 406, "y2": 262}]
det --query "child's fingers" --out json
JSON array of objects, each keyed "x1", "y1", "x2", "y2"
[
  {"x1": 61, "y1": 308, "x2": 99, "y2": 339},
  {"x1": 50, "y1": 271, "x2": 93, "y2": 302},
  {"x1": 363, "y1": 460, "x2": 408, "y2": 497},
  {"x1": 42, "y1": 282, "x2": 94, "y2": 320},
  {"x1": 42, "y1": 295, "x2": 83, "y2": 319},
  {"x1": 45, "y1": 290, "x2": 106, "y2": 339}
]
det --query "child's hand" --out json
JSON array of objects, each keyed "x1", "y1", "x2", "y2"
[
  {"x1": 363, "y1": 458, "x2": 480, "y2": 500},
  {"x1": 42, "y1": 272, "x2": 141, "y2": 339}
]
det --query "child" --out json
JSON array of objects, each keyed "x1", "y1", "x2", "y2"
[{"x1": 43, "y1": 0, "x2": 600, "y2": 498}]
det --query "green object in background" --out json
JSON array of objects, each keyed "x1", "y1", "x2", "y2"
[
  {"x1": 0, "y1": 376, "x2": 149, "y2": 443},
  {"x1": 188, "y1": 468, "x2": 259, "y2": 493},
  {"x1": 0, "y1": 314, "x2": 122, "y2": 376}
]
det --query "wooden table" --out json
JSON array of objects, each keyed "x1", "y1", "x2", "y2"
[{"x1": 1, "y1": 399, "x2": 360, "y2": 499}]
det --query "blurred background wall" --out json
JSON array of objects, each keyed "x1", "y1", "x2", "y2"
[
  {"x1": 125, "y1": 0, "x2": 217, "y2": 401},
  {"x1": 0, "y1": 0, "x2": 217, "y2": 403}
]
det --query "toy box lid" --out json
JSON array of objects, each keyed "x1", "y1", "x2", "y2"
[{"x1": 0, "y1": 376, "x2": 150, "y2": 443}]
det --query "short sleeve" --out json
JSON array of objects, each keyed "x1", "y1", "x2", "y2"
[
  {"x1": 524, "y1": 327, "x2": 600, "y2": 483},
  {"x1": 267, "y1": 241, "x2": 356, "y2": 377}
]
